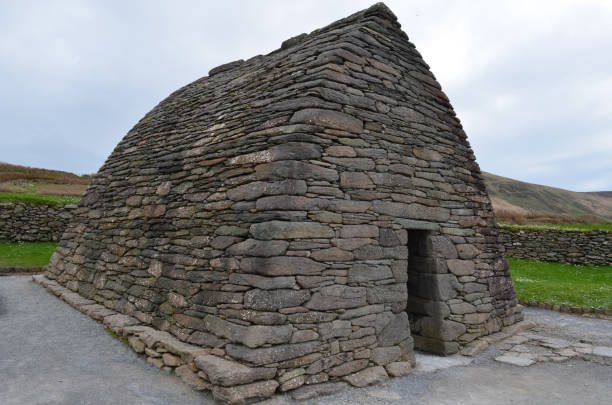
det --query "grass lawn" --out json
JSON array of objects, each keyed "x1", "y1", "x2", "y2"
[
  {"x1": 500, "y1": 223, "x2": 612, "y2": 232},
  {"x1": 0, "y1": 242, "x2": 58, "y2": 267},
  {"x1": 0, "y1": 192, "x2": 80, "y2": 206},
  {"x1": 508, "y1": 258, "x2": 612, "y2": 309}
]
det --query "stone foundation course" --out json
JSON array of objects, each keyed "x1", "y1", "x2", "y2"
[
  {"x1": 500, "y1": 226, "x2": 611, "y2": 267},
  {"x1": 43, "y1": 3, "x2": 522, "y2": 404},
  {"x1": 0, "y1": 202, "x2": 76, "y2": 242}
]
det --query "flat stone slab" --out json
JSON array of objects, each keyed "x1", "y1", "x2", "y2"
[
  {"x1": 495, "y1": 354, "x2": 536, "y2": 367},
  {"x1": 290, "y1": 382, "x2": 349, "y2": 400},
  {"x1": 413, "y1": 352, "x2": 473, "y2": 373},
  {"x1": 344, "y1": 366, "x2": 389, "y2": 387},
  {"x1": 592, "y1": 346, "x2": 612, "y2": 358},
  {"x1": 195, "y1": 354, "x2": 276, "y2": 387}
]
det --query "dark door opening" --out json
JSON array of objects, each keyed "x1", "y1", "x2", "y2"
[{"x1": 406, "y1": 230, "x2": 459, "y2": 355}]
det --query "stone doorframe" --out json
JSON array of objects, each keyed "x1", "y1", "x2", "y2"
[{"x1": 404, "y1": 228, "x2": 463, "y2": 355}]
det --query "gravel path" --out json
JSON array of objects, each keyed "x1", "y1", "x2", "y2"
[
  {"x1": 1, "y1": 275, "x2": 610, "y2": 405},
  {"x1": 0, "y1": 275, "x2": 210, "y2": 405}
]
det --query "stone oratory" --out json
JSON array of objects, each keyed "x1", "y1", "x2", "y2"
[{"x1": 42, "y1": 3, "x2": 522, "y2": 404}]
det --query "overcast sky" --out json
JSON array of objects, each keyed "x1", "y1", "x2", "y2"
[{"x1": 1, "y1": 0, "x2": 611, "y2": 191}]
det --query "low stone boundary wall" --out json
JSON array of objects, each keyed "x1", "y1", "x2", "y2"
[
  {"x1": 0, "y1": 202, "x2": 77, "y2": 242},
  {"x1": 500, "y1": 227, "x2": 611, "y2": 267},
  {"x1": 518, "y1": 300, "x2": 611, "y2": 319}
]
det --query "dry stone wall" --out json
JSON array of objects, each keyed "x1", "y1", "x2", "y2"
[
  {"x1": 500, "y1": 227, "x2": 611, "y2": 267},
  {"x1": 44, "y1": 3, "x2": 522, "y2": 403},
  {"x1": 0, "y1": 202, "x2": 76, "y2": 242}
]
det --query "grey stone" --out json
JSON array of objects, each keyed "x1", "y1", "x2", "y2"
[
  {"x1": 220, "y1": 309, "x2": 287, "y2": 325},
  {"x1": 367, "y1": 284, "x2": 407, "y2": 304},
  {"x1": 291, "y1": 330, "x2": 319, "y2": 343},
  {"x1": 227, "y1": 182, "x2": 268, "y2": 201},
  {"x1": 410, "y1": 273, "x2": 460, "y2": 301},
  {"x1": 420, "y1": 317, "x2": 467, "y2": 341},
  {"x1": 409, "y1": 256, "x2": 448, "y2": 274},
  {"x1": 305, "y1": 285, "x2": 366, "y2": 310},
  {"x1": 256, "y1": 161, "x2": 339, "y2": 182},
  {"x1": 419, "y1": 235, "x2": 458, "y2": 259},
  {"x1": 456, "y1": 244, "x2": 480, "y2": 259},
  {"x1": 229, "y1": 273, "x2": 297, "y2": 290},
  {"x1": 227, "y1": 239, "x2": 289, "y2": 257},
  {"x1": 204, "y1": 315, "x2": 292, "y2": 348},
  {"x1": 290, "y1": 382, "x2": 349, "y2": 400},
  {"x1": 494, "y1": 354, "x2": 536, "y2": 367},
  {"x1": 340, "y1": 172, "x2": 374, "y2": 189},
  {"x1": 311, "y1": 247, "x2": 353, "y2": 262},
  {"x1": 373, "y1": 201, "x2": 450, "y2": 222},
  {"x1": 194, "y1": 291, "x2": 243, "y2": 306},
  {"x1": 449, "y1": 302, "x2": 477, "y2": 315},
  {"x1": 195, "y1": 354, "x2": 277, "y2": 386},
  {"x1": 407, "y1": 296, "x2": 451, "y2": 319},
  {"x1": 592, "y1": 346, "x2": 612, "y2": 358},
  {"x1": 372, "y1": 347, "x2": 402, "y2": 365},
  {"x1": 393, "y1": 218, "x2": 440, "y2": 231},
  {"x1": 212, "y1": 380, "x2": 279, "y2": 405},
  {"x1": 256, "y1": 196, "x2": 330, "y2": 211},
  {"x1": 385, "y1": 361, "x2": 412, "y2": 377},
  {"x1": 175, "y1": 365, "x2": 210, "y2": 391},
  {"x1": 226, "y1": 341, "x2": 321, "y2": 366},
  {"x1": 329, "y1": 359, "x2": 369, "y2": 377},
  {"x1": 250, "y1": 221, "x2": 334, "y2": 240},
  {"x1": 446, "y1": 259, "x2": 475, "y2": 276},
  {"x1": 326, "y1": 145, "x2": 356, "y2": 157},
  {"x1": 413, "y1": 335, "x2": 460, "y2": 355},
  {"x1": 268, "y1": 142, "x2": 322, "y2": 161},
  {"x1": 379, "y1": 228, "x2": 402, "y2": 247},
  {"x1": 344, "y1": 366, "x2": 389, "y2": 387},
  {"x1": 244, "y1": 289, "x2": 311, "y2": 311},
  {"x1": 318, "y1": 320, "x2": 352, "y2": 339},
  {"x1": 349, "y1": 263, "x2": 393, "y2": 283},
  {"x1": 240, "y1": 256, "x2": 325, "y2": 276},
  {"x1": 340, "y1": 224, "x2": 379, "y2": 238},
  {"x1": 324, "y1": 157, "x2": 375, "y2": 170},
  {"x1": 290, "y1": 108, "x2": 363, "y2": 133},
  {"x1": 187, "y1": 331, "x2": 225, "y2": 348},
  {"x1": 339, "y1": 304, "x2": 384, "y2": 320},
  {"x1": 379, "y1": 312, "x2": 411, "y2": 346}
]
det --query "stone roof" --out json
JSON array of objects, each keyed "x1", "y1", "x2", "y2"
[{"x1": 46, "y1": 3, "x2": 521, "y2": 404}]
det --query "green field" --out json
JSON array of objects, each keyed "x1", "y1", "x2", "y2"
[
  {"x1": 0, "y1": 242, "x2": 58, "y2": 267},
  {"x1": 0, "y1": 192, "x2": 80, "y2": 206},
  {"x1": 509, "y1": 258, "x2": 612, "y2": 309}
]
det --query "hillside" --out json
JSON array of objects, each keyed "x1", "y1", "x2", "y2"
[
  {"x1": 0, "y1": 162, "x2": 89, "y2": 203},
  {"x1": 482, "y1": 172, "x2": 612, "y2": 223}
]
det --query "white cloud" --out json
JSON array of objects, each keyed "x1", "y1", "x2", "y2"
[{"x1": 0, "y1": 0, "x2": 610, "y2": 191}]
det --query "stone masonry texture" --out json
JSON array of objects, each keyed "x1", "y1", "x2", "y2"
[
  {"x1": 44, "y1": 3, "x2": 522, "y2": 403},
  {"x1": 0, "y1": 202, "x2": 76, "y2": 242},
  {"x1": 500, "y1": 227, "x2": 611, "y2": 267}
]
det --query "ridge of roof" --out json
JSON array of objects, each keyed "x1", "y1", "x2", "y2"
[{"x1": 208, "y1": 2, "x2": 400, "y2": 77}]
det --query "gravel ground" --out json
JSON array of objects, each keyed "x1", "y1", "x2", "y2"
[{"x1": 1, "y1": 275, "x2": 610, "y2": 405}]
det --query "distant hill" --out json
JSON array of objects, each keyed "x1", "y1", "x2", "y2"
[
  {"x1": 482, "y1": 172, "x2": 612, "y2": 223},
  {"x1": 1, "y1": 162, "x2": 610, "y2": 223},
  {"x1": 0, "y1": 162, "x2": 90, "y2": 197}
]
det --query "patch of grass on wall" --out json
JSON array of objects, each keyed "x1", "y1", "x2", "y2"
[
  {"x1": 509, "y1": 258, "x2": 612, "y2": 309},
  {"x1": 0, "y1": 242, "x2": 58, "y2": 267},
  {"x1": 0, "y1": 192, "x2": 80, "y2": 206}
]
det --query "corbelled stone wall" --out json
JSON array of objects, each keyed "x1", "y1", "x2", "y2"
[
  {"x1": 44, "y1": 3, "x2": 522, "y2": 403},
  {"x1": 0, "y1": 202, "x2": 76, "y2": 242},
  {"x1": 501, "y1": 227, "x2": 611, "y2": 267}
]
